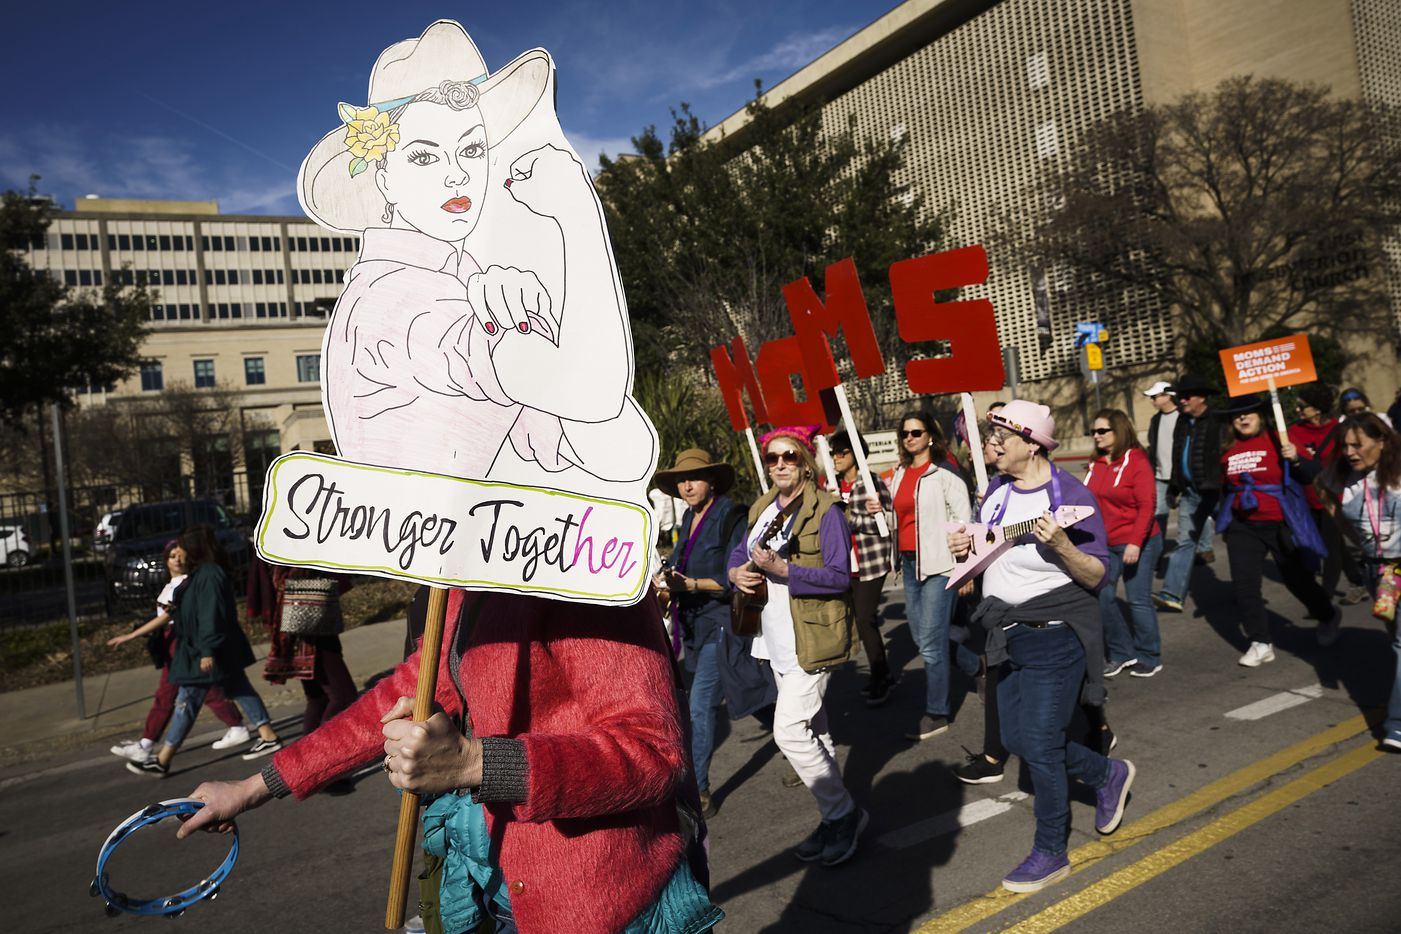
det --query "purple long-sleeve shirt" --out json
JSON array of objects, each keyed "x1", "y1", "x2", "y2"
[{"x1": 727, "y1": 503, "x2": 852, "y2": 594}]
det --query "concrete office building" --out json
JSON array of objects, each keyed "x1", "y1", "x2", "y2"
[
  {"x1": 705, "y1": 0, "x2": 1401, "y2": 420},
  {"x1": 24, "y1": 196, "x2": 351, "y2": 507}
]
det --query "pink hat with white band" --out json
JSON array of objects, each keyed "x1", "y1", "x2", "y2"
[{"x1": 989, "y1": 400, "x2": 1059, "y2": 451}]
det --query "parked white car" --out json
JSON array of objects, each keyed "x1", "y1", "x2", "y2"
[
  {"x1": 0, "y1": 525, "x2": 32, "y2": 568},
  {"x1": 94, "y1": 510, "x2": 123, "y2": 552}
]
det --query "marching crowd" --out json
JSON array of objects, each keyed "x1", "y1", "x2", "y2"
[
  {"x1": 653, "y1": 377, "x2": 1401, "y2": 895},
  {"x1": 111, "y1": 375, "x2": 1401, "y2": 931}
]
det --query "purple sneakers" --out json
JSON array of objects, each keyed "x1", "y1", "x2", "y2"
[
  {"x1": 1002, "y1": 850, "x2": 1071, "y2": 893},
  {"x1": 1096, "y1": 759, "x2": 1136, "y2": 834}
]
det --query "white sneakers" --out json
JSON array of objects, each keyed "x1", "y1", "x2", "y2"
[
  {"x1": 109, "y1": 739, "x2": 153, "y2": 763},
  {"x1": 1238, "y1": 642, "x2": 1276, "y2": 668},
  {"x1": 212, "y1": 725, "x2": 251, "y2": 750}
]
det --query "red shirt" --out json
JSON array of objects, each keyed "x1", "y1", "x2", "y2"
[
  {"x1": 1288, "y1": 418, "x2": 1338, "y2": 510},
  {"x1": 1222, "y1": 434, "x2": 1285, "y2": 522},
  {"x1": 893, "y1": 461, "x2": 930, "y2": 552},
  {"x1": 1085, "y1": 448, "x2": 1159, "y2": 546}
]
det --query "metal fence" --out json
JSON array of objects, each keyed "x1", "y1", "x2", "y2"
[{"x1": 0, "y1": 472, "x2": 254, "y2": 629}]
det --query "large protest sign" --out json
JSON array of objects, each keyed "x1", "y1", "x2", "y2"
[
  {"x1": 256, "y1": 21, "x2": 659, "y2": 607},
  {"x1": 1218, "y1": 333, "x2": 1317, "y2": 397}
]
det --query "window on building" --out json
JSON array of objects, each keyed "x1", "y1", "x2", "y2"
[
  {"x1": 75, "y1": 233, "x2": 89, "y2": 250},
  {"x1": 118, "y1": 234, "x2": 132, "y2": 250},
  {"x1": 1035, "y1": 119, "x2": 1059, "y2": 159},
  {"x1": 140, "y1": 361, "x2": 163, "y2": 391},
  {"x1": 193, "y1": 359, "x2": 216, "y2": 388},
  {"x1": 1027, "y1": 52, "x2": 1050, "y2": 90},
  {"x1": 223, "y1": 236, "x2": 235, "y2": 251},
  {"x1": 78, "y1": 269, "x2": 92, "y2": 286},
  {"x1": 93, "y1": 270, "x2": 103, "y2": 285},
  {"x1": 227, "y1": 269, "x2": 240, "y2": 284},
  {"x1": 230, "y1": 303, "x2": 243, "y2": 318},
  {"x1": 61, "y1": 233, "x2": 74, "y2": 250},
  {"x1": 107, "y1": 234, "x2": 117, "y2": 251},
  {"x1": 64, "y1": 270, "x2": 77, "y2": 285},
  {"x1": 159, "y1": 234, "x2": 172, "y2": 250},
  {"x1": 296, "y1": 237, "x2": 308, "y2": 251},
  {"x1": 308, "y1": 237, "x2": 320, "y2": 252},
  {"x1": 162, "y1": 270, "x2": 175, "y2": 286},
  {"x1": 296, "y1": 354, "x2": 321, "y2": 383},
  {"x1": 173, "y1": 235, "x2": 186, "y2": 251},
  {"x1": 178, "y1": 303, "x2": 193, "y2": 319},
  {"x1": 249, "y1": 237, "x2": 261, "y2": 252},
  {"x1": 311, "y1": 268, "x2": 323, "y2": 284},
  {"x1": 244, "y1": 357, "x2": 266, "y2": 385}
]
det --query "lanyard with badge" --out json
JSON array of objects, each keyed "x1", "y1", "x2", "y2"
[{"x1": 1365, "y1": 478, "x2": 1399, "y2": 621}]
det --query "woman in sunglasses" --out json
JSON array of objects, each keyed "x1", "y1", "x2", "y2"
[
  {"x1": 1087, "y1": 409, "x2": 1163, "y2": 679},
  {"x1": 829, "y1": 430, "x2": 896, "y2": 704},
  {"x1": 728, "y1": 426, "x2": 865, "y2": 866},
  {"x1": 948, "y1": 400, "x2": 1131, "y2": 894},
  {"x1": 890, "y1": 410, "x2": 974, "y2": 741},
  {"x1": 1218, "y1": 394, "x2": 1339, "y2": 666}
]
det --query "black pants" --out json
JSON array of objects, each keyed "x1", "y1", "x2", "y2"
[
  {"x1": 1225, "y1": 520, "x2": 1334, "y2": 643},
  {"x1": 852, "y1": 574, "x2": 890, "y2": 684},
  {"x1": 983, "y1": 662, "x2": 1008, "y2": 761}
]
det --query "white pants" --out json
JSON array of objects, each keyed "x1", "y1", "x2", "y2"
[{"x1": 774, "y1": 667, "x2": 854, "y2": 822}]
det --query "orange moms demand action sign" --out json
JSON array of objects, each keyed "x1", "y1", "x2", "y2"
[{"x1": 1218, "y1": 333, "x2": 1317, "y2": 396}]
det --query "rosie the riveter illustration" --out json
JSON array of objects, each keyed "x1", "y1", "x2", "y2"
[{"x1": 298, "y1": 20, "x2": 655, "y2": 490}]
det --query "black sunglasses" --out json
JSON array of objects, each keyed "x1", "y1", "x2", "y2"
[
  {"x1": 1090, "y1": 428, "x2": 1114, "y2": 436},
  {"x1": 899, "y1": 429, "x2": 926, "y2": 439},
  {"x1": 764, "y1": 451, "x2": 802, "y2": 466}
]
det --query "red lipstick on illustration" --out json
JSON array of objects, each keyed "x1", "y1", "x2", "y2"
[{"x1": 441, "y1": 197, "x2": 473, "y2": 213}]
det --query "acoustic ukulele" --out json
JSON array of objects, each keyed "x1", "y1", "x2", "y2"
[
  {"x1": 730, "y1": 494, "x2": 804, "y2": 637},
  {"x1": 943, "y1": 505, "x2": 1097, "y2": 590}
]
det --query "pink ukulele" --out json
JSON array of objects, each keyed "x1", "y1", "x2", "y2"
[{"x1": 943, "y1": 505, "x2": 1097, "y2": 590}]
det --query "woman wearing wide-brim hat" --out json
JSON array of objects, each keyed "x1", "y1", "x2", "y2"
[
  {"x1": 304, "y1": 18, "x2": 653, "y2": 486},
  {"x1": 1217, "y1": 393, "x2": 1339, "y2": 667},
  {"x1": 653, "y1": 449, "x2": 772, "y2": 818}
]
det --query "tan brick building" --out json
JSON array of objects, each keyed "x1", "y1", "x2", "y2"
[{"x1": 25, "y1": 197, "x2": 349, "y2": 508}]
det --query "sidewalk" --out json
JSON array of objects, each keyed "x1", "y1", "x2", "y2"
[{"x1": 0, "y1": 618, "x2": 410, "y2": 765}]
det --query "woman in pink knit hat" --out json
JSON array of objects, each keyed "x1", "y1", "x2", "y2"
[{"x1": 728, "y1": 426, "x2": 866, "y2": 867}]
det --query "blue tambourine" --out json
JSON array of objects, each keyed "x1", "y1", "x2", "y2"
[{"x1": 90, "y1": 798, "x2": 239, "y2": 918}]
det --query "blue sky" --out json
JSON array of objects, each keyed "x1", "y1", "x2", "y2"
[{"x1": 2, "y1": 0, "x2": 899, "y2": 215}]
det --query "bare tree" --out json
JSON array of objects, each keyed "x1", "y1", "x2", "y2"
[{"x1": 999, "y1": 76, "x2": 1401, "y2": 372}]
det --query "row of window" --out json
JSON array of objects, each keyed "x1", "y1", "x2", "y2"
[
  {"x1": 63, "y1": 266, "x2": 328, "y2": 288},
  {"x1": 56, "y1": 232, "x2": 362, "y2": 254},
  {"x1": 139, "y1": 354, "x2": 321, "y2": 391},
  {"x1": 147, "y1": 301, "x2": 317, "y2": 322}
]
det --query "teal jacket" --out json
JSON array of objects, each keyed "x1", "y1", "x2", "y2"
[
  {"x1": 422, "y1": 792, "x2": 722, "y2": 934},
  {"x1": 169, "y1": 563, "x2": 256, "y2": 686}
]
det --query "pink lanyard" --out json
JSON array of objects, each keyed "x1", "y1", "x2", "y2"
[{"x1": 1363, "y1": 477, "x2": 1385, "y2": 559}]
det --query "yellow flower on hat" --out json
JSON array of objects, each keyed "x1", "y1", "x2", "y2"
[{"x1": 338, "y1": 103, "x2": 400, "y2": 177}]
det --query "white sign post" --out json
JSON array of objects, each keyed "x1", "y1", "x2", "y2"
[{"x1": 831, "y1": 384, "x2": 889, "y2": 537}]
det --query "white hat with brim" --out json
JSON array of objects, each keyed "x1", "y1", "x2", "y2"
[
  {"x1": 297, "y1": 20, "x2": 551, "y2": 233},
  {"x1": 1142, "y1": 381, "x2": 1175, "y2": 398}
]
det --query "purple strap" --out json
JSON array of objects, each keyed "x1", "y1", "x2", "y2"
[
  {"x1": 988, "y1": 465, "x2": 1065, "y2": 525},
  {"x1": 669, "y1": 501, "x2": 717, "y2": 655}
]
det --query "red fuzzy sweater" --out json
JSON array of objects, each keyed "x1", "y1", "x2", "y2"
[{"x1": 270, "y1": 589, "x2": 687, "y2": 934}]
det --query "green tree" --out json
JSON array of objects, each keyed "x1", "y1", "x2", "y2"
[
  {"x1": 1010, "y1": 77, "x2": 1400, "y2": 361},
  {"x1": 0, "y1": 181, "x2": 151, "y2": 427},
  {"x1": 598, "y1": 88, "x2": 948, "y2": 425}
]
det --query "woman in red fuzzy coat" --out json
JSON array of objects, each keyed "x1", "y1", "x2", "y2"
[{"x1": 177, "y1": 589, "x2": 722, "y2": 934}]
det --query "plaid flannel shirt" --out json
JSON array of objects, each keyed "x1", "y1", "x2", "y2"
[{"x1": 839, "y1": 474, "x2": 896, "y2": 581}]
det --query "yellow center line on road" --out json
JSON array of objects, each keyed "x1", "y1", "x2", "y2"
[
  {"x1": 917, "y1": 714, "x2": 1373, "y2": 934},
  {"x1": 1001, "y1": 741, "x2": 1384, "y2": 933}
]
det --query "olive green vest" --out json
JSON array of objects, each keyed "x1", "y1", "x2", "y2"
[{"x1": 747, "y1": 483, "x2": 855, "y2": 673}]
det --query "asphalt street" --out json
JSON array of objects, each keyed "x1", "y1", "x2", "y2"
[{"x1": 4, "y1": 559, "x2": 1399, "y2": 933}]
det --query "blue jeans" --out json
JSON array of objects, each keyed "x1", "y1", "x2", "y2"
[
  {"x1": 1000, "y1": 624, "x2": 1111, "y2": 855},
  {"x1": 1154, "y1": 479, "x2": 1171, "y2": 546},
  {"x1": 1101, "y1": 536, "x2": 1164, "y2": 667},
  {"x1": 903, "y1": 556, "x2": 955, "y2": 717},
  {"x1": 1162, "y1": 489, "x2": 1219, "y2": 601},
  {"x1": 688, "y1": 635, "x2": 723, "y2": 792},
  {"x1": 164, "y1": 670, "x2": 271, "y2": 751}
]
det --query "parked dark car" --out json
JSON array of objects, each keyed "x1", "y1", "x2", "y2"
[{"x1": 104, "y1": 500, "x2": 250, "y2": 614}]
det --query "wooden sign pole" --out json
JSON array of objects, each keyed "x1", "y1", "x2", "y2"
[
  {"x1": 384, "y1": 586, "x2": 450, "y2": 930},
  {"x1": 745, "y1": 426, "x2": 769, "y2": 493},
  {"x1": 1266, "y1": 378, "x2": 1288, "y2": 437},
  {"x1": 961, "y1": 392, "x2": 989, "y2": 496},
  {"x1": 831, "y1": 384, "x2": 889, "y2": 537}
]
